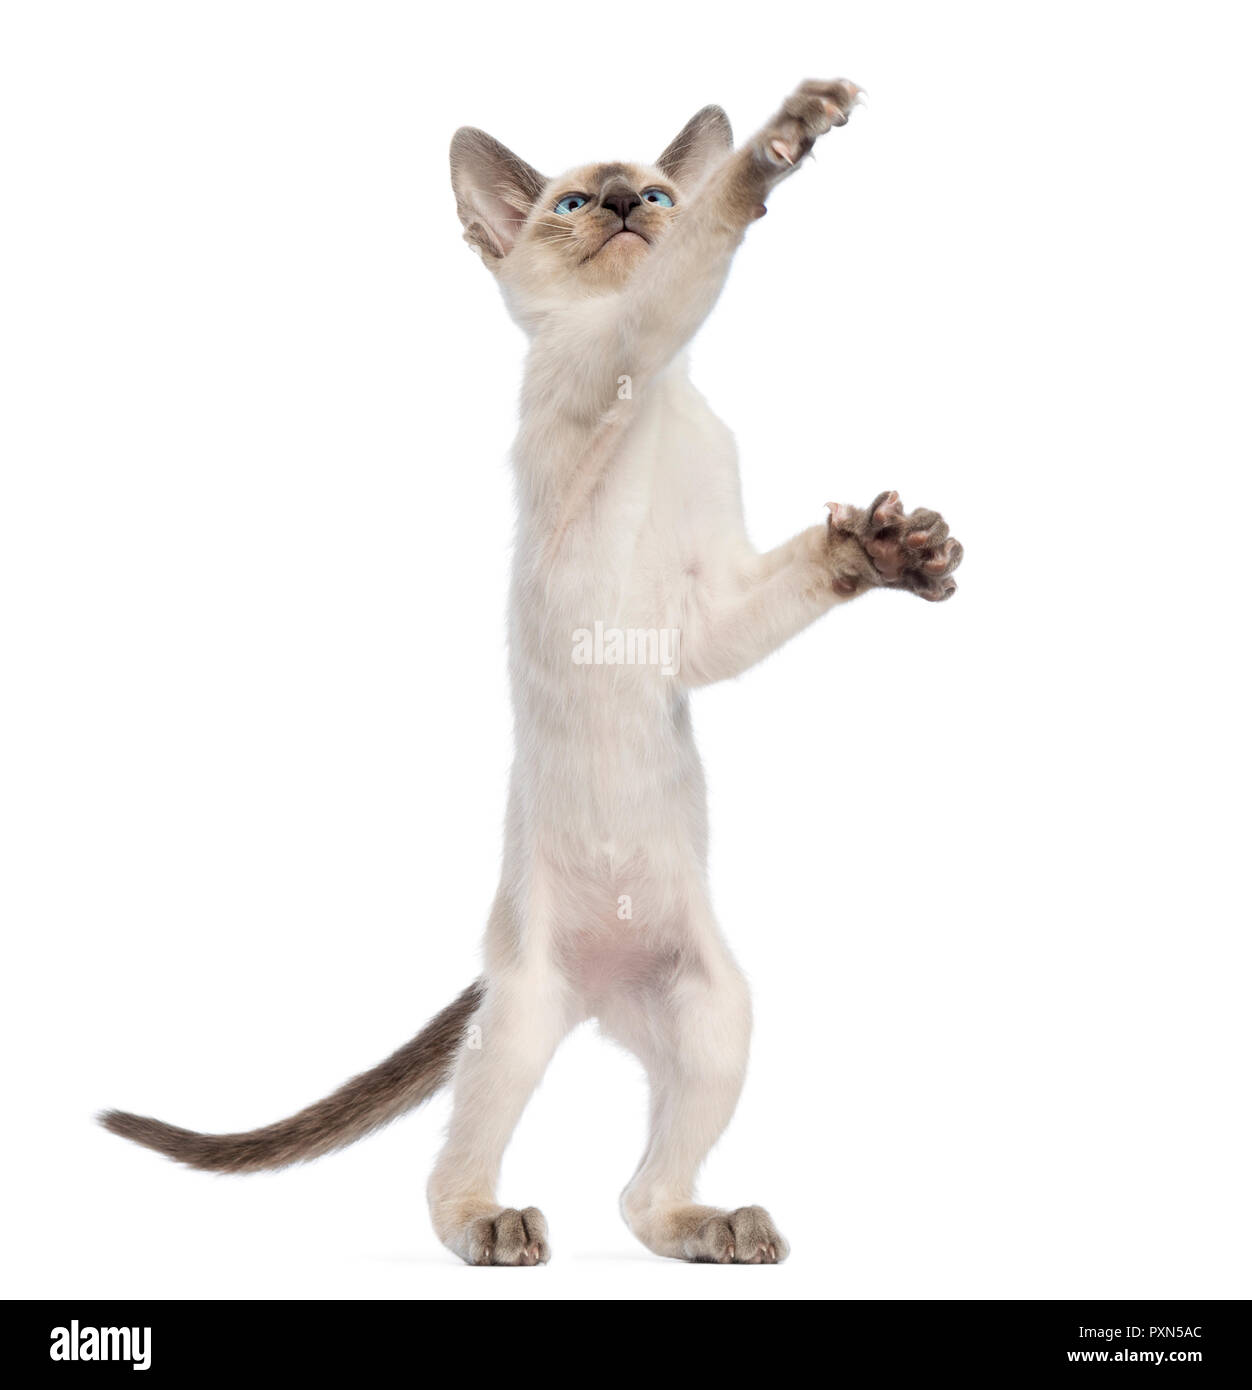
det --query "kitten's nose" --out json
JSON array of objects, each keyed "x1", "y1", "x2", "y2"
[{"x1": 599, "y1": 182, "x2": 642, "y2": 221}]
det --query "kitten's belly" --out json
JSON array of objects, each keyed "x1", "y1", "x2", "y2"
[
  {"x1": 561, "y1": 927, "x2": 680, "y2": 1009},
  {"x1": 510, "y1": 667, "x2": 709, "y2": 878}
]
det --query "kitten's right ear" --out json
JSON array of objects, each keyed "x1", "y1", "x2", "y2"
[
  {"x1": 450, "y1": 128, "x2": 547, "y2": 262},
  {"x1": 656, "y1": 105, "x2": 733, "y2": 186}
]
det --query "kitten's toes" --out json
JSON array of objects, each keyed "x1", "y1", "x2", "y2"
[
  {"x1": 871, "y1": 488, "x2": 906, "y2": 527},
  {"x1": 855, "y1": 490, "x2": 963, "y2": 598},
  {"x1": 729, "y1": 1205, "x2": 789, "y2": 1263},
  {"x1": 795, "y1": 78, "x2": 863, "y2": 126},
  {"x1": 684, "y1": 1206, "x2": 789, "y2": 1264},
  {"x1": 688, "y1": 1214, "x2": 737, "y2": 1263},
  {"x1": 759, "y1": 79, "x2": 861, "y2": 168},
  {"x1": 467, "y1": 1206, "x2": 550, "y2": 1266}
]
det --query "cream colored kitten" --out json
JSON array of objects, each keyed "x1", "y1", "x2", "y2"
[{"x1": 103, "y1": 79, "x2": 962, "y2": 1266}]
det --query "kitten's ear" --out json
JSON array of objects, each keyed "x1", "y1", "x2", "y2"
[
  {"x1": 450, "y1": 127, "x2": 547, "y2": 261},
  {"x1": 656, "y1": 105, "x2": 733, "y2": 186}
]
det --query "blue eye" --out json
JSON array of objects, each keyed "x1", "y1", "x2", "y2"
[
  {"x1": 642, "y1": 188, "x2": 674, "y2": 207},
  {"x1": 554, "y1": 194, "x2": 588, "y2": 214}
]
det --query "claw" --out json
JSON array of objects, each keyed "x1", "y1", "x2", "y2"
[
  {"x1": 770, "y1": 138, "x2": 795, "y2": 166},
  {"x1": 873, "y1": 490, "x2": 903, "y2": 524},
  {"x1": 923, "y1": 541, "x2": 954, "y2": 574}
]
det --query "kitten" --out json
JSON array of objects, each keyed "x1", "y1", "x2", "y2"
[{"x1": 103, "y1": 79, "x2": 962, "y2": 1265}]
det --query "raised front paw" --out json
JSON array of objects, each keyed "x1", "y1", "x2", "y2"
[
  {"x1": 827, "y1": 491, "x2": 963, "y2": 601},
  {"x1": 754, "y1": 79, "x2": 862, "y2": 176}
]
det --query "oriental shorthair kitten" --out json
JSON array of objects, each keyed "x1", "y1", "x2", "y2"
[{"x1": 104, "y1": 79, "x2": 963, "y2": 1265}]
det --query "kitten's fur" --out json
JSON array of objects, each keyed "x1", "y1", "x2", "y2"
[{"x1": 103, "y1": 80, "x2": 962, "y2": 1265}]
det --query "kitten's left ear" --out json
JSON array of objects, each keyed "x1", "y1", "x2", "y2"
[
  {"x1": 450, "y1": 128, "x2": 547, "y2": 261},
  {"x1": 656, "y1": 105, "x2": 733, "y2": 186}
]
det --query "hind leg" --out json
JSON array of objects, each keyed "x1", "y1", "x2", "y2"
[
  {"x1": 427, "y1": 918, "x2": 573, "y2": 1265},
  {"x1": 604, "y1": 929, "x2": 789, "y2": 1263}
]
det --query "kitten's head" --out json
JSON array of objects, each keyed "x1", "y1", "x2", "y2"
[{"x1": 450, "y1": 106, "x2": 732, "y2": 326}]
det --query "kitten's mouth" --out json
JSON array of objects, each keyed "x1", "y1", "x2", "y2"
[{"x1": 586, "y1": 225, "x2": 650, "y2": 260}]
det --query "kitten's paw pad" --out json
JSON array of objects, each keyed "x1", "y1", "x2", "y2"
[
  {"x1": 467, "y1": 1206, "x2": 550, "y2": 1266},
  {"x1": 831, "y1": 490, "x2": 963, "y2": 601},
  {"x1": 758, "y1": 79, "x2": 861, "y2": 170},
  {"x1": 685, "y1": 1206, "x2": 789, "y2": 1264}
]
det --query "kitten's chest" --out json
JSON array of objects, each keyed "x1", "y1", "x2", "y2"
[
  {"x1": 583, "y1": 379, "x2": 740, "y2": 568},
  {"x1": 513, "y1": 371, "x2": 745, "y2": 641}
]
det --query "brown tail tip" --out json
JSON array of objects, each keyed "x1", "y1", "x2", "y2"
[
  {"x1": 97, "y1": 978, "x2": 485, "y2": 1173},
  {"x1": 97, "y1": 1109, "x2": 237, "y2": 1171}
]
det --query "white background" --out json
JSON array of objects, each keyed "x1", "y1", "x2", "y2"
[{"x1": 2, "y1": 1, "x2": 1249, "y2": 1301}]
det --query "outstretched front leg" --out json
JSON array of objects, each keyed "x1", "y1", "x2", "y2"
[
  {"x1": 680, "y1": 493, "x2": 963, "y2": 686},
  {"x1": 604, "y1": 79, "x2": 864, "y2": 391}
]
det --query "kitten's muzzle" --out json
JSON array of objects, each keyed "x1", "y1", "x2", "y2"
[
  {"x1": 589, "y1": 178, "x2": 652, "y2": 254},
  {"x1": 587, "y1": 209, "x2": 652, "y2": 260}
]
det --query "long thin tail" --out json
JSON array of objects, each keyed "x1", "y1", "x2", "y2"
[{"x1": 99, "y1": 979, "x2": 483, "y2": 1173}]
